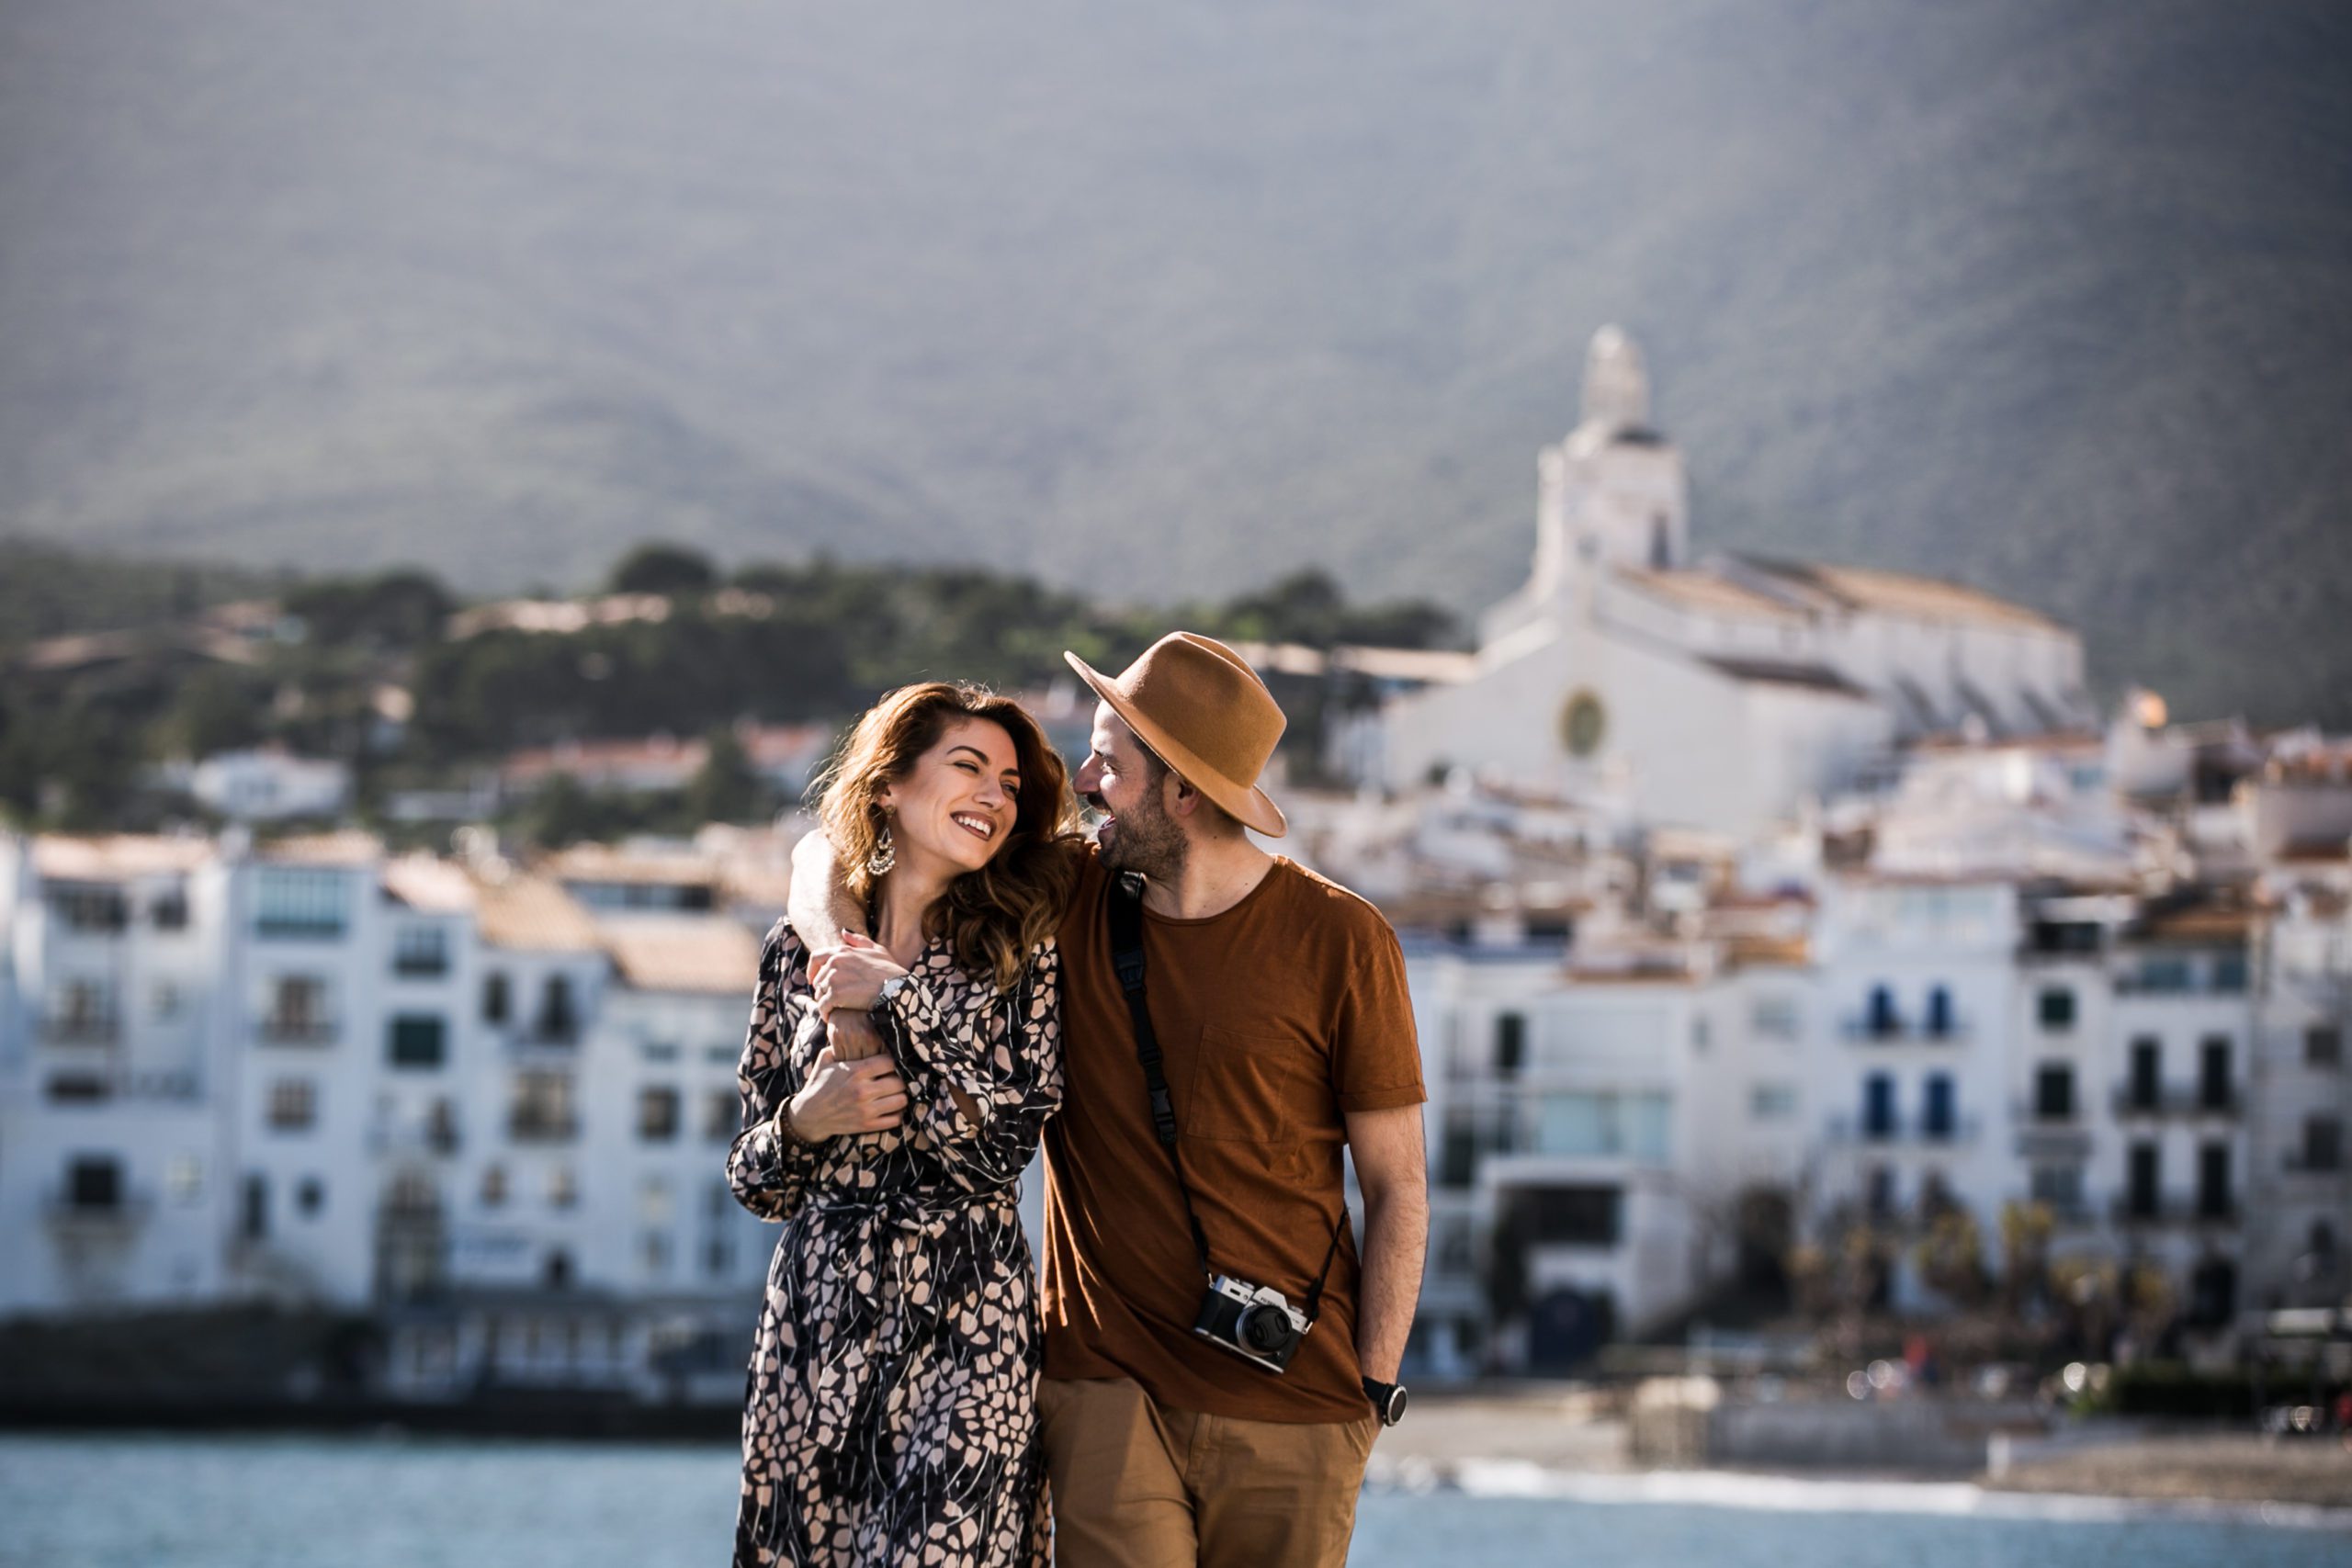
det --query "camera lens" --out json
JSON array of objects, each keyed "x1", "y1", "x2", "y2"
[{"x1": 1240, "y1": 1304, "x2": 1296, "y2": 1354}]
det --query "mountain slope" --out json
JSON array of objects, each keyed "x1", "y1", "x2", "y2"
[{"x1": 2, "y1": 0, "x2": 2346, "y2": 724}]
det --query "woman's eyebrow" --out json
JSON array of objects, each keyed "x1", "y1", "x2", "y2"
[{"x1": 946, "y1": 744, "x2": 1018, "y2": 776}]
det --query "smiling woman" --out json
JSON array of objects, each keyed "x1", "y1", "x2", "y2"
[{"x1": 723, "y1": 682, "x2": 1085, "y2": 1568}]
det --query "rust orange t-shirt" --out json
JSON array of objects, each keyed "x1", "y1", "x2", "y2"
[{"x1": 1039, "y1": 850, "x2": 1426, "y2": 1424}]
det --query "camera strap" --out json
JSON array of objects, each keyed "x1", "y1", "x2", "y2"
[{"x1": 1106, "y1": 871, "x2": 1345, "y2": 1320}]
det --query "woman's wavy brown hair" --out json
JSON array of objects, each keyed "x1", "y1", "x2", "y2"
[{"x1": 808, "y1": 682, "x2": 1083, "y2": 992}]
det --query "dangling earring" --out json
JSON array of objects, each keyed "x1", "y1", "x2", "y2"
[{"x1": 865, "y1": 818, "x2": 897, "y2": 878}]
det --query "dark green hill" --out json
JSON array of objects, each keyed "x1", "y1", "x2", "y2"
[{"x1": 1, "y1": 1, "x2": 2346, "y2": 724}]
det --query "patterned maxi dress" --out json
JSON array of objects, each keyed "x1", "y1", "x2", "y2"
[{"x1": 726, "y1": 918, "x2": 1061, "y2": 1568}]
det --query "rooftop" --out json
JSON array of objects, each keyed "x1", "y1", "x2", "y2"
[
  {"x1": 31, "y1": 834, "x2": 216, "y2": 880},
  {"x1": 598, "y1": 914, "x2": 764, "y2": 994},
  {"x1": 255, "y1": 830, "x2": 383, "y2": 867},
  {"x1": 1738, "y1": 557, "x2": 2064, "y2": 634},
  {"x1": 470, "y1": 872, "x2": 605, "y2": 953}
]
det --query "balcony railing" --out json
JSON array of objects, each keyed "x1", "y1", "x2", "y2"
[
  {"x1": 44, "y1": 1189, "x2": 153, "y2": 1234},
  {"x1": 259, "y1": 1017, "x2": 339, "y2": 1045},
  {"x1": 1829, "y1": 1113, "x2": 1982, "y2": 1147},
  {"x1": 1841, "y1": 1019, "x2": 1970, "y2": 1045},
  {"x1": 2111, "y1": 1195, "x2": 2238, "y2": 1227},
  {"x1": 507, "y1": 1112, "x2": 581, "y2": 1144},
  {"x1": 2110, "y1": 1085, "x2": 2241, "y2": 1119},
  {"x1": 41, "y1": 1018, "x2": 121, "y2": 1046}
]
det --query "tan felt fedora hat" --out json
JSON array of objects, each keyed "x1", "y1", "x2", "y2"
[{"x1": 1063, "y1": 632, "x2": 1288, "y2": 838}]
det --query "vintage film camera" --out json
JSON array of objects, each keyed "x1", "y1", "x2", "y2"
[{"x1": 1193, "y1": 1273, "x2": 1313, "y2": 1373}]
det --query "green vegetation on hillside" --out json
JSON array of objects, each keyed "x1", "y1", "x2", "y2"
[{"x1": 0, "y1": 541, "x2": 1450, "y2": 836}]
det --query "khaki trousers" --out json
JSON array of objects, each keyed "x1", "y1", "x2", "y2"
[{"x1": 1037, "y1": 1375, "x2": 1378, "y2": 1568}]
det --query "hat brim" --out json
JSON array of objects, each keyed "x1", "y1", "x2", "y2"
[{"x1": 1064, "y1": 650, "x2": 1289, "y2": 838}]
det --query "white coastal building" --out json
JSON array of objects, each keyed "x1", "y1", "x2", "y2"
[
  {"x1": 1376, "y1": 327, "x2": 2091, "y2": 838},
  {"x1": 0, "y1": 827, "x2": 797, "y2": 1370}
]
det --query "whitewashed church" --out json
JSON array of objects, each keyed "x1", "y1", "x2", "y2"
[{"x1": 1376, "y1": 328, "x2": 2092, "y2": 837}]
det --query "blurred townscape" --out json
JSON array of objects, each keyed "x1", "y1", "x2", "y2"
[{"x1": 5, "y1": 331, "x2": 2346, "y2": 1492}]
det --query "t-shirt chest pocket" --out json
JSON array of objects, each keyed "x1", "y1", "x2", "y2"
[{"x1": 1182, "y1": 1024, "x2": 1325, "y2": 1144}]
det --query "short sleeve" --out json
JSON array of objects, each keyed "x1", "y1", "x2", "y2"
[{"x1": 1329, "y1": 917, "x2": 1425, "y2": 1114}]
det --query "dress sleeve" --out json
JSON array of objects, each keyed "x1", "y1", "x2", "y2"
[
  {"x1": 874, "y1": 939, "x2": 1063, "y2": 1194},
  {"x1": 724, "y1": 921, "x2": 823, "y2": 1222}
]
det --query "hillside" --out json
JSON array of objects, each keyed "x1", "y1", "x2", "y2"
[{"x1": 1, "y1": 0, "x2": 2346, "y2": 725}]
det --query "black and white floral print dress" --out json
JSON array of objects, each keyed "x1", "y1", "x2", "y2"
[{"x1": 726, "y1": 918, "x2": 1061, "y2": 1568}]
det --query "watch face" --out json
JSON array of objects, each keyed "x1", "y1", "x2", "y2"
[{"x1": 1386, "y1": 1385, "x2": 1408, "y2": 1425}]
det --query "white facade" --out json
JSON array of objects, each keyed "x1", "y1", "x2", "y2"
[
  {"x1": 180, "y1": 749, "x2": 354, "y2": 821},
  {"x1": 0, "y1": 829, "x2": 782, "y2": 1337},
  {"x1": 1377, "y1": 326, "x2": 2089, "y2": 837}
]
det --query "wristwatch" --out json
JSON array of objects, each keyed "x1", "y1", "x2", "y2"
[
  {"x1": 1363, "y1": 1376, "x2": 1408, "y2": 1427},
  {"x1": 869, "y1": 974, "x2": 912, "y2": 1015}
]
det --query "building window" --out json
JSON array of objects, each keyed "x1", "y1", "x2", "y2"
[
  {"x1": 638, "y1": 1087, "x2": 680, "y2": 1142},
  {"x1": 1494, "y1": 1012, "x2": 1526, "y2": 1077},
  {"x1": 2128, "y1": 1037, "x2": 2160, "y2": 1111},
  {"x1": 388, "y1": 1015, "x2": 447, "y2": 1069},
  {"x1": 50, "y1": 883, "x2": 129, "y2": 932},
  {"x1": 547, "y1": 1166, "x2": 578, "y2": 1209},
  {"x1": 537, "y1": 975, "x2": 579, "y2": 1043},
  {"x1": 1921, "y1": 1074, "x2": 1956, "y2": 1140},
  {"x1": 2197, "y1": 1143, "x2": 2231, "y2": 1220},
  {"x1": 706, "y1": 1089, "x2": 740, "y2": 1142},
  {"x1": 481, "y1": 1165, "x2": 508, "y2": 1207},
  {"x1": 1865, "y1": 1167, "x2": 1894, "y2": 1217},
  {"x1": 266, "y1": 1078, "x2": 317, "y2": 1130},
  {"x1": 1925, "y1": 987, "x2": 1954, "y2": 1038},
  {"x1": 1748, "y1": 1084, "x2": 1796, "y2": 1122},
  {"x1": 1535, "y1": 1091, "x2": 1670, "y2": 1160},
  {"x1": 2033, "y1": 1063, "x2": 2075, "y2": 1122},
  {"x1": 262, "y1": 976, "x2": 332, "y2": 1043},
  {"x1": 2199, "y1": 1036, "x2": 2233, "y2": 1111},
  {"x1": 706, "y1": 1238, "x2": 733, "y2": 1279},
  {"x1": 1751, "y1": 997, "x2": 1799, "y2": 1041},
  {"x1": 2307, "y1": 1026, "x2": 2343, "y2": 1068},
  {"x1": 49, "y1": 978, "x2": 119, "y2": 1043},
  {"x1": 46, "y1": 1074, "x2": 110, "y2": 1103},
  {"x1": 297, "y1": 1177, "x2": 324, "y2": 1217},
  {"x1": 1437, "y1": 1107, "x2": 1515, "y2": 1189},
  {"x1": 427, "y1": 1098, "x2": 460, "y2": 1154},
  {"x1": 66, "y1": 1155, "x2": 122, "y2": 1210},
  {"x1": 243, "y1": 1173, "x2": 269, "y2": 1239},
  {"x1": 1510, "y1": 1184, "x2": 1622, "y2": 1247},
  {"x1": 152, "y1": 981, "x2": 183, "y2": 1021},
  {"x1": 2126, "y1": 1143, "x2": 2159, "y2": 1218},
  {"x1": 2037, "y1": 987, "x2": 2075, "y2": 1031},
  {"x1": 2304, "y1": 1117, "x2": 2345, "y2": 1174},
  {"x1": 150, "y1": 888, "x2": 189, "y2": 930},
  {"x1": 510, "y1": 1071, "x2": 577, "y2": 1141},
  {"x1": 641, "y1": 1232, "x2": 672, "y2": 1275},
  {"x1": 254, "y1": 869, "x2": 346, "y2": 939},
  {"x1": 482, "y1": 972, "x2": 510, "y2": 1025},
  {"x1": 2030, "y1": 1164, "x2": 2084, "y2": 1213},
  {"x1": 1866, "y1": 985, "x2": 1898, "y2": 1039},
  {"x1": 2211, "y1": 953, "x2": 2248, "y2": 993},
  {"x1": 393, "y1": 924, "x2": 448, "y2": 977},
  {"x1": 1861, "y1": 1073, "x2": 1895, "y2": 1140}
]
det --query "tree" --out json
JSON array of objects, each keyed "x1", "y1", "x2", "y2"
[
  {"x1": 285, "y1": 570, "x2": 454, "y2": 649},
  {"x1": 608, "y1": 544, "x2": 718, "y2": 597},
  {"x1": 684, "y1": 727, "x2": 764, "y2": 824}
]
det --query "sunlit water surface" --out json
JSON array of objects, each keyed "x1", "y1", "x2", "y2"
[{"x1": 1, "y1": 1433, "x2": 2345, "y2": 1568}]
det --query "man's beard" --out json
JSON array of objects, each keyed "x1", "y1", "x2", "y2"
[{"x1": 1098, "y1": 791, "x2": 1187, "y2": 882}]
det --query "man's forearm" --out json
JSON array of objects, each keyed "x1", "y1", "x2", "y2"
[
  {"x1": 1354, "y1": 1187, "x2": 1429, "y2": 1384},
  {"x1": 787, "y1": 828, "x2": 867, "y2": 952}
]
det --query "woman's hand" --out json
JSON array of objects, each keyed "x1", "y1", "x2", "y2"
[
  {"x1": 810, "y1": 932, "x2": 910, "y2": 1018},
  {"x1": 785, "y1": 1043, "x2": 908, "y2": 1140}
]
